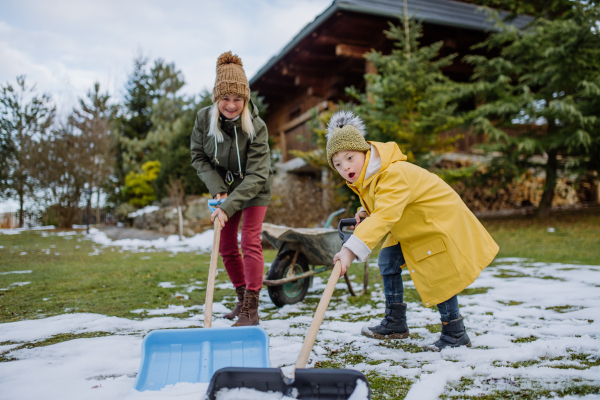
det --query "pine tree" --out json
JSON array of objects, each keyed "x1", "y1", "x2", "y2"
[
  {"x1": 70, "y1": 82, "x2": 117, "y2": 222},
  {"x1": 465, "y1": 1, "x2": 600, "y2": 217},
  {"x1": 347, "y1": 16, "x2": 464, "y2": 167},
  {"x1": 0, "y1": 76, "x2": 55, "y2": 227}
]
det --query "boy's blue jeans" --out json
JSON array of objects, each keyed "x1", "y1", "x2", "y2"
[{"x1": 378, "y1": 244, "x2": 461, "y2": 322}]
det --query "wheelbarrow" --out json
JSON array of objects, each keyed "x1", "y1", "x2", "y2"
[{"x1": 262, "y1": 214, "x2": 370, "y2": 307}]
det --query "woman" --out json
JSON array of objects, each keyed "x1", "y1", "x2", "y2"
[{"x1": 190, "y1": 51, "x2": 273, "y2": 326}]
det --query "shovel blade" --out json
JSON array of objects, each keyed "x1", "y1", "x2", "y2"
[{"x1": 206, "y1": 367, "x2": 370, "y2": 400}]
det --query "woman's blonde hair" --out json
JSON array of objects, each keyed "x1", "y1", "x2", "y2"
[{"x1": 208, "y1": 100, "x2": 256, "y2": 143}]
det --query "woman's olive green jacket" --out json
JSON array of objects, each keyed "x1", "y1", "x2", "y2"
[{"x1": 190, "y1": 101, "x2": 273, "y2": 218}]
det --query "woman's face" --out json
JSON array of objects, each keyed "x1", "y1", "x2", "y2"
[{"x1": 218, "y1": 95, "x2": 244, "y2": 119}]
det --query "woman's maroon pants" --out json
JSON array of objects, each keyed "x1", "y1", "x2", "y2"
[{"x1": 219, "y1": 206, "x2": 267, "y2": 292}]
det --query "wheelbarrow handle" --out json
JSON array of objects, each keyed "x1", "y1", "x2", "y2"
[
  {"x1": 204, "y1": 218, "x2": 222, "y2": 328},
  {"x1": 337, "y1": 217, "x2": 365, "y2": 244},
  {"x1": 295, "y1": 260, "x2": 342, "y2": 370}
]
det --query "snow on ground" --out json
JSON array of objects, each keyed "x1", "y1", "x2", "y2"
[
  {"x1": 0, "y1": 225, "x2": 55, "y2": 235},
  {"x1": 1, "y1": 258, "x2": 599, "y2": 399},
  {"x1": 86, "y1": 228, "x2": 215, "y2": 253}
]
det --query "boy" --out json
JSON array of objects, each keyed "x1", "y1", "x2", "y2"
[{"x1": 328, "y1": 111, "x2": 499, "y2": 351}]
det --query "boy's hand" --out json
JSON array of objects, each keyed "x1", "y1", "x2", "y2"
[
  {"x1": 354, "y1": 210, "x2": 368, "y2": 227},
  {"x1": 333, "y1": 247, "x2": 356, "y2": 277}
]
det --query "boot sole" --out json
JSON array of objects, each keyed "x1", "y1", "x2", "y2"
[
  {"x1": 361, "y1": 326, "x2": 409, "y2": 340},
  {"x1": 424, "y1": 340, "x2": 472, "y2": 352}
]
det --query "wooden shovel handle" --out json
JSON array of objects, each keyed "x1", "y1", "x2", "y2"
[
  {"x1": 295, "y1": 260, "x2": 342, "y2": 369},
  {"x1": 204, "y1": 219, "x2": 222, "y2": 328}
]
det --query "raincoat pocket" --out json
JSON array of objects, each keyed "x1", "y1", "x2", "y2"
[{"x1": 411, "y1": 238, "x2": 458, "y2": 287}]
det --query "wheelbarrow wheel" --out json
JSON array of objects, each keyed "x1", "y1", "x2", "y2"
[{"x1": 267, "y1": 251, "x2": 310, "y2": 308}]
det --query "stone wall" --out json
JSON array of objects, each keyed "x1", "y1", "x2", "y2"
[{"x1": 132, "y1": 196, "x2": 213, "y2": 237}]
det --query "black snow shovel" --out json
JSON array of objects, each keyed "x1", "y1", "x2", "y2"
[{"x1": 205, "y1": 218, "x2": 370, "y2": 400}]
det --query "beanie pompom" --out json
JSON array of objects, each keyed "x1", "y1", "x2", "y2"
[
  {"x1": 217, "y1": 51, "x2": 243, "y2": 68},
  {"x1": 326, "y1": 111, "x2": 366, "y2": 139}
]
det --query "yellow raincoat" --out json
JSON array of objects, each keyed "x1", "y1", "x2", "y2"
[{"x1": 347, "y1": 141, "x2": 499, "y2": 306}]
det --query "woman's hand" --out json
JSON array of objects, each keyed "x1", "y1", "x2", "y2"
[
  {"x1": 215, "y1": 192, "x2": 228, "y2": 202},
  {"x1": 354, "y1": 210, "x2": 368, "y2": 227},
  {"x1": 211, "y1": 208, "x2": 228, "y2": 228},
  {"x1": 333, "y1": 247, "x2": 357, "y2": 277}
]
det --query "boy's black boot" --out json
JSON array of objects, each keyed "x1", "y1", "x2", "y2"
[
  {"x1": 361, "y1": 302, "x2": 409, "y2": 339},
  {"x1": 424, "y1": 316, "x2": 471, "y2": 351}
]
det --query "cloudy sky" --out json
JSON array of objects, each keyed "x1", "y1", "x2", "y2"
[
  {"x1": 0, "y1": 0, "x2": 332, "y2": 113},
  {"x1": 0, "y1": 0, "x2": 332, "y2": 212}
]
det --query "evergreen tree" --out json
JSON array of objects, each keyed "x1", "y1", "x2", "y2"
[
  {"x1": 117, "y1": 58, "x2": 187, "y2": 174},
  {"x1": 70, "y1": 82, "x2": 117, "y2": 221},
  {"x1": 465, "y1": 1, "x2": 600, "y2": 217},
  {"x1": 346, "y1": 17, "x2": 464, "y2": 167},
  {"x1": 463, "y1": 0, "x2": 573, "y2": 19},
  {"x1": 113, "y1": 52, "x2": 153, "y2": 198},
  {"x1": 0, "y1": 76, "x2": 55, "y2": 227}
]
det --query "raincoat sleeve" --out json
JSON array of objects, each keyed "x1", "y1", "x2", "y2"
[
  {"x1": 345, "y1": 167, "x2": 411, "y2": 260},
  {"x1": 219, "y1": 123, "x2": 270, "y2": 217},
  {"x1": 190, "y1": 113, "x2": 228, "y2": 198}
]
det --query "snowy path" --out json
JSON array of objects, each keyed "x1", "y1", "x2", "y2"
[{"x1": 1, "y1": 253, "x2": 599, "y2": 399}]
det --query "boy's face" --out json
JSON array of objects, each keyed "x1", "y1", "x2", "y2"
[{"x1": 332, "y1": 150, "x2": 366, "y2": 183}]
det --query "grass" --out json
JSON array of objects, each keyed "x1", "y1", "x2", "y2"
[{"x1": 480, "y1": 206, "x2": 600, "y2": 265}]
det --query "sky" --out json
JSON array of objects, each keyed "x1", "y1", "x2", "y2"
[
  {"x1": 0, "y1": 0, "x2": 333, "y2": 213},
  {"x1": 0, "y1": 0, "x2": 332, "y2": 112}
]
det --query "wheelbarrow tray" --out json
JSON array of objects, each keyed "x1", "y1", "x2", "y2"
[
  {"x1": 206, "y1": 367, "x2": 370, "y2": 400},
  {"x1": 262, "y1": 223, "x2": 343, "y2": 266},
  {"x1": 134, "y1": 327, "x2": 270, "y2": 391}
]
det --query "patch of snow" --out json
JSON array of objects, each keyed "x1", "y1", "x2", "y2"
[
  {"x1": 215, "y1": 387, "x2": 297, "y2": 400},
  {"x1": 0, "y1": 270, "x2": 32, "y2": 275},
  {"x1": 1, "y1": 281, "x2": 31, "y2": 290},
  {"x1": 157, "y1": 282, "x2": 176, "y2": 288},
  {"x1": 547, "y1": 227, "x2": 555, "y2": 233},
  {"x1": 0, "y1": 225, "x2": 55, "y2": 235},
  {"x1": 348, "y1": 379, "x2": 370, "y2": 400},
  {"x1": 86, "y1": 228, "x2": 215, "y2": 254},
  {"x1": 128, "y1": 206, "x2": 160, "y2": 218}
]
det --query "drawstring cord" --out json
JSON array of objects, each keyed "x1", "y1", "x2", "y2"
[
  {"x1": 234, "y1": 126, "x2": 243, "y2": 180},
  {"x1": 213, "y1": 134, "x2": 219, "y2": 165}
]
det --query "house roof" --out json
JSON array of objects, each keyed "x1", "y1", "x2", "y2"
[{"x1": 250, "y1": 0, "x2": 532, "y2": 86}]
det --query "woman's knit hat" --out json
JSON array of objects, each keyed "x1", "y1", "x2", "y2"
[
  {"x1": 212, "y1": 51, "x2": 250, "y2": 102},
  {"x1": 326, "y1": 111, "x2": 370, "y2": 169}
]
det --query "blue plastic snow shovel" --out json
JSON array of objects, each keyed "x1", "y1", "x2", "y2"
[{"x1": 133, "y1": 199, "x2": 270, "y2": 391}]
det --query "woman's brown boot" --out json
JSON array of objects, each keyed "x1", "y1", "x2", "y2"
[
  {"x1": 224, "y1": 285, "x2": 246, "y2": 320},
  {"x1": 232, "y1": 289, "x2": 260, "y2": 326}
]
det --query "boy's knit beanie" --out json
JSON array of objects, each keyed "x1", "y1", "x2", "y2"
[
  {"x1": 212, "y1": 51, "x2": 250, "y2": 102},
  {"x1": 326, "y1": 111, "x2": 370, "y2": 170}
]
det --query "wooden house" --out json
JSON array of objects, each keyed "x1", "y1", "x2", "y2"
[{"x1": 250, "y1": 0, "x2": 531, "y2": 164}]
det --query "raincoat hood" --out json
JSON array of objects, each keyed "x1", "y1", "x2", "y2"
[{"x1": 352, "y1": 141, "x2": 408, "y2": 190}]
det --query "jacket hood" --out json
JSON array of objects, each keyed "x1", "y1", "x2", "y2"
[
  {"x1": 249, "y1": 98, "x2": 259, "y2": 118},
  {"x1": 371, "y1": 141, "x2": 407, "y2": 168},
  {"x1": 362, "y1": 141, "x2": 407, "y2": 186}
]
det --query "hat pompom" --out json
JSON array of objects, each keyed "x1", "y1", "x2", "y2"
[
  {"x1": 217, "y1": 51, "x2": 243, "y2": 68},
  {"x1": 326, "y1": 111, "x2": 366, "y2": 139}
]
